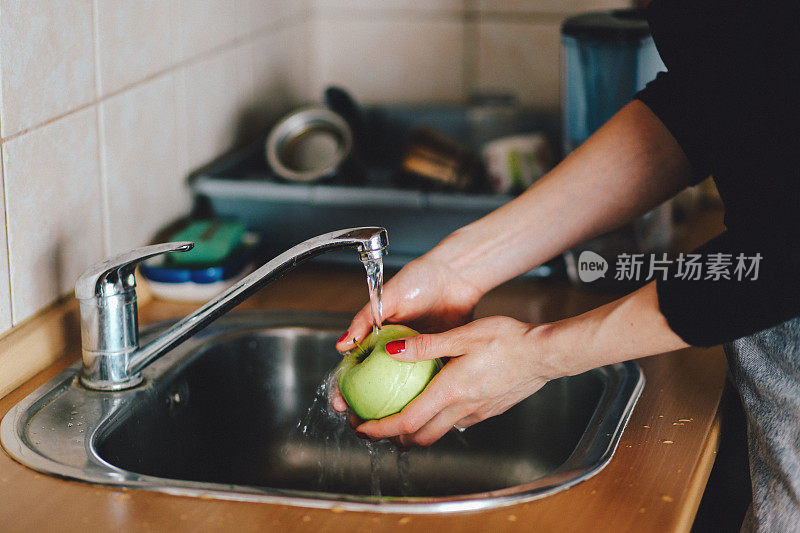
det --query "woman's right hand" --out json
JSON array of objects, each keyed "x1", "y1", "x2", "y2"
[
  {"x1": 331, "y1": 254, "x2": 484, "y2": 413},
  {"x1": 335, "y1": 254, "x2": 483, "y2": 351}
]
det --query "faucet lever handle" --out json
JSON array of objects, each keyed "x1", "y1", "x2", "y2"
[{"x1": 75, "y1": 241, "x2": 194, "y2": 300}]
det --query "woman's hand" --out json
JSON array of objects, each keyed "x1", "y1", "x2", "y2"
[
  {"x1": 335, "y1": 255, "x2": 484, "y2": 351},
  {"x1": 330, "y1": 254, "x2": 484, "y2": 414},
  {"x1": 354, "y1": 316, "x2": 560, "y2": 447}
]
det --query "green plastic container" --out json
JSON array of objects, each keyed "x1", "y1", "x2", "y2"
[{"x1": 167, "y1": 220, "x2": 246, "y2": 267}]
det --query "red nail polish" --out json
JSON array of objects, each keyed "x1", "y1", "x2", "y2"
[
  {"x1": 385, "y1": 340, "x2": 405, "y2": 355},
  {"x1": 337, "y1": 331, "x2": 349, "y2": 343}
]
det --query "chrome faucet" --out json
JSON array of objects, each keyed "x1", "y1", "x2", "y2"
[{"x1": 75, "y1": 227, "x2": 388, "y2": 390}]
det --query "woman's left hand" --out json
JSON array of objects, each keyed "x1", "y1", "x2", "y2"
[{"x1": 355, "y1": 316, "x2": 560, "y2": 447}]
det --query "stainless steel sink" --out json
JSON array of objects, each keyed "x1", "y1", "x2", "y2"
[{"x1": 1, "y1": 311, "x2": 643, "y2": 513}]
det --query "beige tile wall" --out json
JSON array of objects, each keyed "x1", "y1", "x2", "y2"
[
  {"x1": 311, "y1": 16, "x2": 465, "y2": 104},
  {"x1": 308, "y1": 0, "x2": 632, "y2": 108},
  {"x1": 0, "y1": 0, "x2": 311, "y2": 332},
  {"x1": 0, "y1": 0, "x2": 633, "y2": 334}
]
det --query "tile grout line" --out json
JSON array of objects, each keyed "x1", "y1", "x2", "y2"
[
  {"x1": 303, "y1": 1, "x2": 317, "y2": 106},
  {"x1": 315, "y1": 8, "x2": 466, "y2": 20},
  {"x1": 0, "y1": 3, "x2": 13, "y2": 324},
  {"x1": 462, "y1": 0, "x2": 477, "y2": 98},
  {"x1": 0, "y1": 143, "x2": 14, "y2": 325},
  {"x1": 91, "y1": 0, "x2": 111, "y2": 256},
  {"x1": 313, "y1": 7, "x2": 569, "y2": 23},
  {"x1": 0, "y1": 11, "x2": 308, "y2": 146},
  {"x1": 464, "y1": 9, "x2": 569, "y2": 23}
]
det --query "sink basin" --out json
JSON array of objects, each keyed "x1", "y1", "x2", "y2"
[{"x1": 1, "y1": 311, "x2": 643, "y2": 513}]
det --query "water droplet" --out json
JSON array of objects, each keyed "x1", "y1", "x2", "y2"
[{"x1": 68, "y1": 422, "x2": 73, "y2": 427}]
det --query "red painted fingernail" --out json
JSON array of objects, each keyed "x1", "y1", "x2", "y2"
[
  {"x1": 337, "y1": 331, "x2": 349, "y2": 343},
  {"x1": 385, "y1": 340, "x2": 405, "y2": 355}
]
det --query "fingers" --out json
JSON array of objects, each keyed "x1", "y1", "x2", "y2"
[
  {"x1": 355, "y1": 376, "x2": 453, "y2": 439},
  {"x1": 386, "y1": 328, "x2": 465, "y2": 362},
  {"x1": 348, "y1": 410, "x2": 364, "y2": 431},
  {"x1": 335, "y1": 304, "x2": 374, "y2": 352},
  {"x1": 396, "y1": 404, "x2": 476, "y2": 448},
  {"x1": 330, "y1": 390, "x2": 348, "y2": 412},
  {"x1": 453, "y1": 412, "x2": 486, "y2": 430},
  {"x1": 328, "y1": 378, "x2": 348, "y2": 412}
]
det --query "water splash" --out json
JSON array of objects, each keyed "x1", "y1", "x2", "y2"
[
  {"x1": 364, "y1": 440, "x2": 382, "y2": 497},
  {"x1": 363, "y1": 257, "x2": 384, "y2": 331},
  {"x1": 294, "y1": 372, "x2": 352, "y2": 492},
  {"x1": 294, "y1": 371, "x2": 421, "y2": 498},
  {"x1": 397, "y1": 450, "x2": 413, "y2": 497}
]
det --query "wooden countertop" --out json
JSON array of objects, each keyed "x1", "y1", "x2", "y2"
[{"x1": 0, "y1": 263, "x2": 726, "y2": 532}]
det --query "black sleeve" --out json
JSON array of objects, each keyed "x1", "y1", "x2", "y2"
[
  {"x1": 631, "y1": 0, "x2": 800, "y2": 345},
  {"x1": 656, "y1": 229, "x2": 800, "y2": 347},
  {"x1": 637, "y1": 72, "x2": 800, "y2": 345},
  {"x1": 635, "y1": 72, "x2": 713, "y2": 186}
]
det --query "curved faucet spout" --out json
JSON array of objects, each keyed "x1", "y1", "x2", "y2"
[{"x1": 77, "y1": 227, "x2": 388, "y2": 390}]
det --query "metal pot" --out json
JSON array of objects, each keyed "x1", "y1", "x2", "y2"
[{"x1": 266, "y1": 107, "x2": 353, "y2": 183}]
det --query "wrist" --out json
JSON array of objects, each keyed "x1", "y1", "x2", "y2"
[
  {"x1": 528, "y1": 283, "x2": 690, "y2": 382},
  {"x1": 526, "y1": 322, "x2": 573, "y2": 381},
  {"x1": 424, "y1": 226, "x2": 476, "y2": 272},
  {"x1": 421, "y1": 232, "x2": 488, "y2": 304}
]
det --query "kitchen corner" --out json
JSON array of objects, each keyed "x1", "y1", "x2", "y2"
[{"x1": 0, "y1": 0, "x2": 745, "y2": 531}]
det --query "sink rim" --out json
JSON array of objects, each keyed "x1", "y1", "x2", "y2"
[{"x1": 1, "y1": 310, "x2": 644, "y2": 514}]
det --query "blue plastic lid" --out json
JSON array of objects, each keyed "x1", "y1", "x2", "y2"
[{"x1": 141, "y1": 234, "x2": 260, "y2": 284}]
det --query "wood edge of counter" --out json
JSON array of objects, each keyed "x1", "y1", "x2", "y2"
[
  {"x1": 675, "y1": 413, "x2": 721, "y2": 532},
  {"x1": 0, "y1": 296, "x2": 79, "y2": 399}
]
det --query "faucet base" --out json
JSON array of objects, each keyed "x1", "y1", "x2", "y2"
[{"x1": 80, "y1": 373, "x2": 143, "y2": 391}]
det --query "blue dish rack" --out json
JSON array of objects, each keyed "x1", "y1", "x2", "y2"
[{"x1": 189, "y1": 104, "x2": 561, "y2": 276}]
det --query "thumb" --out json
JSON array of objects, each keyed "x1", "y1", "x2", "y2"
[{"x1": 385, "y1": 331, "x2": 462, "y2": 362}]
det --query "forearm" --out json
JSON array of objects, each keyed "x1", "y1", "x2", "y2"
[
  {"x1": 534, "y1": 281, "x2": 689, "y2": 379},
  {"x1": 428, "y1": 100, "x2": 692, "y2": 294},
  {"x1": 356, "y1": 281, "x2": 688, "y2": 443}
]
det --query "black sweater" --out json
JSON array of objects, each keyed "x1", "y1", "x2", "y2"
[{"x1": 635, "y1": 0, "x2": 800, "y2": 346}]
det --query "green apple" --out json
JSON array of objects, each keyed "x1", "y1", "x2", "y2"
[{"x1": 336, "y1": 325, "x2": 443, "y2": 420}]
